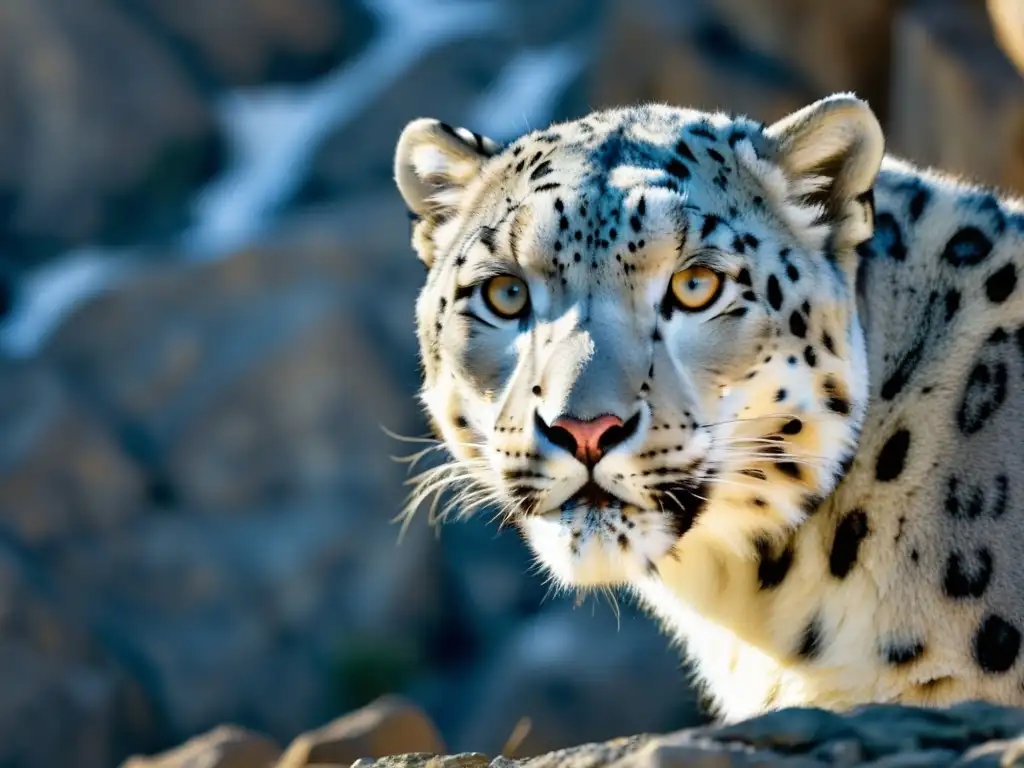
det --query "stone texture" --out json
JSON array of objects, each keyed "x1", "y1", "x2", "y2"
[
  {"x1": 889, "y1": 0, "x2": 1024, "y2": 196},
  {"x1": 37, "y1": 198, "x2": 445, "y2": 744},
  {"x1": 132, "y1": 0, "x2": 377, "y2": 88},
  {"x1": 0, "y1": 361, "x2": 146, "y2": 546},
  {"x1": 300, "y1": 38, "x2": 517, "y2": 203},
  {"x1": 343, "y1": 702, "x2": 1024, "y2": 768},
  {"x1": 590, "y1": 0, "x2": 809, "y2": 125},
  {"x1": 0, "y1": 0, "x2": 221, "y2": 265},
  {"x1": 0, "y1": 534, "x2": 156, "y2": 768},
  {"x1": 277, "y1": 695, "x2": 446, "y2": 767},
  {"x1": 120, "y1": 724, "x2": 281, "y2": 768},
  {"x1": 451, "y1": 604, "x2": 704, "y2": 759},
  {"x1": 591, "y1": 0, "x2": 894, "y2": 125},
  {"x1": 988, "y1": 0, "x2": 1024, "y2": 78}
]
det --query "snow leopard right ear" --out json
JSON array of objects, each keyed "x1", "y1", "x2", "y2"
[
  {"x1": 766, "y1": 93, "x2": 884, "y2": 247},
  {"x1": 394, "y1": 118, "x2": 502, "y2": 218}
]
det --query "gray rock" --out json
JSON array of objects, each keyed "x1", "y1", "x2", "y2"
[
  {"x1": 0, "y1": 0, "x2": 220, "y2": 265},
  {"x1": 129, "y1": 0, "x2": 377, "y2": 88},
  {"x1": 452, "y1": 602, "x2": 705, "y2": 759}
]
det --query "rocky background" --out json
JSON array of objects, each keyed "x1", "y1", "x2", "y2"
[{"x1": 0, "y1": 1, "x2": 1021, "y2": 767}]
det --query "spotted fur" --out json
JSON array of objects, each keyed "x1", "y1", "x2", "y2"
[{"x1": 392, "y1": 95, "x2": 1024, "y2": 721}]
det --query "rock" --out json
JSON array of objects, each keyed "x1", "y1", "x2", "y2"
[
  {"x1": 590, "y1": 0, "x2": 810, "y2": 125},
  {"x1": 301, "y1": 38, "x2": 517, "y2": 204},
  {"x1": 988, "y1": 0, "x2": 1024, "y2": 79},
  {"x1": 700, "y1": 0, "x2": 897, "y2": 121},
  {"x1": 350, "y1": 702, "x2": 1024, "y2": 768},
  {"x1": 451, "y1": 603, "x2": 705, "y2": 759},
  {"x1": 0, "y1": 361, "x2": 145, "y2": 546},
  {"x1": 888, "y1": 0, "x2": 1024, "y2": 196},
  {"x1": 133, "y1": 0, "x2": 378, "y2": 88},
  {"x1": 46, "y1": 195, "x2": 423, "y2": 513},
  {"x1": 0, "y1": 0, "x2": 221, "y2": 266},
  {"x1": 41, "y1": 198, "x2": 446, "y2": 745},
  {"x1": 277, "y1": 695, "x2": 446, "y2": 767},
  {"x1": 120, "y1": 724, "x2": 280, "y2": 768},
  {"x1": 0, "y1": 536, "x2": 156, "y2": 768}
]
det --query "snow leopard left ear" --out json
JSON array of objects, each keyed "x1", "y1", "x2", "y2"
[
  {"x1": 767, "y1": 93, "x2": 884, "y2": 238},
  {"x1": 394, "y1": 118, "x2": 502, "y2": 217}
]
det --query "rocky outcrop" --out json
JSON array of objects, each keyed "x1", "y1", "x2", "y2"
[
  {"x1": 1, "y1": 1, "x2": 1024, "y2": 767},
  {"x1": 124, "y1": 697, "x2": 1024, "y2": 768},
  {"x1": 889, "y1": 0, "x2": 1024, "y2": 198}
]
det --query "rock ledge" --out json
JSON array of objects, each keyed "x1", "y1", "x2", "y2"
[{"x1": 124, "y1": 696, "x2": 1024, "y2": 768}]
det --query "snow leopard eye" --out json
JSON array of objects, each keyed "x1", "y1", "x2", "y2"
[
  {"x1": 670, "y1": 265, "x2": 724, "y2": 312},
  {"x1": 482, "y1": 275, "x2": 530, "y2": 319}
]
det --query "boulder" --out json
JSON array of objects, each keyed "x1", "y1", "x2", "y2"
[
  {"x1": 131, "y1": 0, "x2": 376, "y2": 88},
  {"x1": 0, "y1": 361, "x2": 145, "y2": 546},
  {"x1": 889, "y1": 0, "x2": 1024, "y2": 196},
  {"x1": 301, "y1": 38, "x2": 517, "y2": 203},
  {"x1": 121, "y1": 724, "x2": 280, "y2": 768},
  {"x1": 450, "y1": 603, "x2": 705, "y2": 759},
  {"x1": 0, "y1": 0, "x2": 221, "y2": 265},
  {"x1": 277, "y1": 695, "x2": 446, "y2": 767},
  {"x1": 39, "y1": 198, "x2": 445, "y2": 745}
]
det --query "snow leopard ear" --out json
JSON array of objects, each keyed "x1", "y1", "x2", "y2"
[
  {"x1": 394, "y1": 118, "x2": 502, "y2": 217},
  {"x1": 766, "y1": 93, "x2": 884, "y2": 233}
]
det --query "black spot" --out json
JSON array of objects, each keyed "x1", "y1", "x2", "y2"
[
  {"x1": 957, "y1": 361, "x2": 1008, "y2": 435},
  {"x1": 802, "y1": 494, "x2": 824, "y2": 515},
  {"x1": 743, "y1": 234, "x2": 759, "y2": 250},
  {"x1": 875, "y1": 429, "x2": 910, "y2": 482},
  {"x1": 690, "y1": 125, "x2": 716, "y2": 140},
  {"x1": 942, "y1": 227, "x2": 993, "y2": 267},
  {"x1": 874, "y1": 213, "x2": 907, "y2": 260},
  {"x1": 754, "y1": 537, "x2": 793, "y2": 590},
  {"x1": 944, "y1": 289, "x2": 961, "y2": 322},
  {"x1": 766, "y1": 275, "x2": 783, "y2": 311},
  {"x1": 530, "y1": 160, "x2": 553, "y2": 181},
  {"x1": 554, "y1": 198, "x2": 564, "y2": 212},
  {"x1": 700, "y1": 215, "x2": 721, "y2": 240},
  {"x1": 944, "y1": 476, "x2": 985, "y2": 520},
  {"x1": 829, "y1": 509, "x2": 869, "y2": 578},
  {"x1": 985, "y1": 263, "x2": 1017, "y2": 304},
  {"x1": 630, "y1": 214, "x2": 642, "y2": 232},
  {"x1": 531, "y1": 385, "x2": 542, "y2": 396},
  {"x1": 822, "y1": 332, "x2": 835, "y2": 355},
  {"x1": 665, "y1": 158, "x2": 690, "y2": 179},
  {"x1": 454, "y1": 415, "x2": 469, "y2": 428},
  {"x1": 789, "y1": 311, "x2": 807, "y2": 338},
  {"x1": 908, "y1": 187, "x2": 930, "y2": 222},
  {"x1": 707, "y1": 147, "x2": 725, "y2": 163},
  {"x1": 737, "y1": 268, "x2": 752, "y2": 286},
  {"x1": 775, "y1": 388, "x2": 787, "y2": 402},
  {"x1": 559, "y1": 215, "x2": 569, "y2": 230},
  {"x1": 775, "y1": 462, "x2": 802, "y2": 480},
  {"x1": 675, "y1": 139, "x2": 697, "y2": 162},
  {"x1": 796, "y1": 617, "x2": 824, "y2": 661},
  {"x1": 803, "y1": 346, "x2": 817, "y2": 367},
  {"x1": 943, "y1": 548, "x2": 993, "y2": 599},
  {"x1": 884, "y1": 640, "x2": 925, "y2": 666},
  {"x1": 880, "y1": 338, "x2": 925, "y2": 401},
  {"x1": 781, "y1": 418, "x2": 802, "y2": 435},
  {"x1": 786, "y1": 263, "x2": 800, "y2": 282},
  {"x1": 973, "y1": 614, "x2": 1021, "y2": 673}
]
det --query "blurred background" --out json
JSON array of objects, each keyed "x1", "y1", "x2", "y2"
[{"x1": 0, "y1": 0, "x2": 1021, "y2": 766}]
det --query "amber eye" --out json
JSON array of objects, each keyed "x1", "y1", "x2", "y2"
[
  {"x1": 670, "y1": 265, "x2": 723, "y2": 312},
  {"x1": 482, "y1": 275, "x2": 530, "y2": 319}
]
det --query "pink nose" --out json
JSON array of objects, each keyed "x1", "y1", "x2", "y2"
[{"x1": 551, "y1": 414, "x2": 625, "y2": 465}]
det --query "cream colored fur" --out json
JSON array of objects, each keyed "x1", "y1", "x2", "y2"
[{"x1": 393, "y1": 95, "x2": 1024, "y2": 720}]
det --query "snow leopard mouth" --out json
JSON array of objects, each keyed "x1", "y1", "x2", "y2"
[{"x1": 560, "y1": 480, "x2": 627, "y2": 512}]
